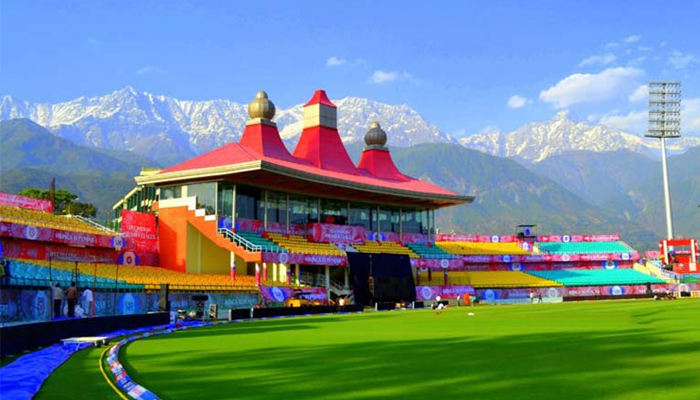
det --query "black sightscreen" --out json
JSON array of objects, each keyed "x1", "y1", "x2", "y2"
[{"x1": 347, "y1": 253, "x2": 415, "y2": 305}]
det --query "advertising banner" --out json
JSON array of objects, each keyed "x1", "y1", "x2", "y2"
[
  {"x1": 0, "y1": 192, "x2": 53, "y2": 212},
  {"x1": 0, "y1": 288, "x2": 52, "y2": 324},
  {"x1": 120, "y1": 210, "x2": 158, "y2": 253},
  {"x1": 476, "y1": 287, "x2": 564, "y2": 304},
  {"x1": 645, "y1": 251, "x2": 661, "y2": 259},
  {"x1": 415, "y1": 285, "x2": 475, "y2": 301},
  {"x1": 410, "y1": 258, "x2": 465, "y2": 270},
  {"x1": 536, "y1": 234, "x2": 621, "y2": 243},
  {"x1": 262, "y1": 251, "x2": 347, "y2": 266},
  {"x1": 232, "y1": 218, "x2": 306, "y2": 236},
  {"x1": 434, "y1": 234, "x2": 517, "y2": 243},
  {"x1": 0, "y1": 239, "x2": 158, "y2": 266},
  {"x1": 307, "y1": 223, "x2": 366, "y2": 244},
  {"x1": 0, "y1": 221, "x2": 114, "y2": 248},
  {"x1": 259, "y1": 286, "x2": 328, "y2": 304},
  {"x1": 461, "y1": 252, "x2": 639, "y2": 264},
  {"x1": 562, "y1": 284, "x2": 686, "y2": 297},
  {"x1": 400, "y1": 233, "x2": 429, "y2": 244}
]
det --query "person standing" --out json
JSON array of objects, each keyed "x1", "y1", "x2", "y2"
[
  {"x1": 82, "y1": 286, "x2": 94, "y2": 317},
  {"x1": 52, "y1": 283, "x2": 64, "y2": 318},
  {"x1": 66, "y1": 282, "x2": 78, "y2": 318},
  {"x1": 529, "y1": 290, "x2": 534, "y2": 304}
]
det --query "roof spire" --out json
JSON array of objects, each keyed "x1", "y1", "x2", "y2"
[
  {"x1": 247, "y1": 90, "x2": 276, "y2": 125},
  {"x1": 364, "y1": 121, "x2": 388, "y2": 150}
]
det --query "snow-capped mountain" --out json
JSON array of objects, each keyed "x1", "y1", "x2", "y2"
[
  {"x1": 460, "y1": 111, "x2": 700, "y2": 163},
  {"x1": 0, "y1": 87, "x2": 455, "y2": 164}
]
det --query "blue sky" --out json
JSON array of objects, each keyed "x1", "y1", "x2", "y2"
[{"x1": 1, "y1": 0, "x2": 699, "y2": 136}]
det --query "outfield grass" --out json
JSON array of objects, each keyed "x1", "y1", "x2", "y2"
[{"x1": 105, "y1": 300, "x2": 700, "y2": 400}]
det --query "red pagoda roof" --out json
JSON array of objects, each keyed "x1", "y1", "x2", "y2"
[{"x1": 138, "y1": 90, "x2": 473, "y2": 207}]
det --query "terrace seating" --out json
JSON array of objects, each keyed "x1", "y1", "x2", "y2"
[
  {"x1": 442, "y1": 271, "x2": 561, "y2": 288},
  {"x1": 406, "y1": 243, "x2": 459, "y2": 259},
  {"x1": 353, "y1": 240, "x2": 419, "y2": 259},
  {"x1": 235, "y1": 231, "x2": 286, "y2": 252},
  {"x1": 436, "y1": 241, "x2": 529, "y2": 256},
  {"x1": 525, "y1": 269, "x2": 665, "y2": 286},
  {"x1": 267, "y1": 233, "x2": 345, "y2": 256},
  {"x1": 536, "y1": 241, "x2": 632, "y2": 255},
  {"x1": 0, "y1": 205, "x2": 110, "y2": 235},
  {"x1": 12, "y1": 259, "x2": 257, "y2": 291}
]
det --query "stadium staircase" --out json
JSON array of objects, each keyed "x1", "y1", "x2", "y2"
[
  {"x1": 158, "y1": 197, "x2": 264, "y2": 263},
  {"x1": 329, "y1": 278, "x2": 352, "y2": 297},
  {"x1": 637, "y1": 260, "x2": 677, "y2": 283}
]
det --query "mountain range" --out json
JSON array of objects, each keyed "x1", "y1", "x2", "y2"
[
  {"x1": 3, "y1": 87, "x2": 699, "y2": 166},
  {"x1": 0, "y1": 87, "x2": 455, "y2": 165},
  {"x1": 460, "y1": 111, "x2": 700, "y2": 163},
  {"x1": 1, "y1": 86, "x2": 699, "y2": 250}
]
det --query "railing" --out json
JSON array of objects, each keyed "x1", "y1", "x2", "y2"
[
  {"x1": 66, "y1": 215, "x2": 116, "y2": 234},
  {"x1": 217, "y1": 228, "x2": 287, "y2": 253}
]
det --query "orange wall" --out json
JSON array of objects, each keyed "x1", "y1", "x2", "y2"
[{"x1": 158, "y1": 206, "x2": 190, "y2": 272}]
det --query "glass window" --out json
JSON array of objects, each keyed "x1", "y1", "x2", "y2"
[
  {"x1": 266, "y1": 191, "x2": 287, "y2": 224},
  {"x1": 379, "y1": 207, "x2": 399, "y2": 233},
  {"x1": 188, "y1": 182, "x2": 217, "y2": 215},
  {"x1": 217, "y1": 183, "x2": 233, "y2": 217},
  {"x1": 321, "y1": 199, "x2": 347, "y2": 225},
  {"x1": 401, "y1": 209, "x2": 418, "y2": 234},
  {"x1": 235, "y1": 185, "x2": 262, "y2": 220},
  {"x1": 349, "y1": 203, "x2": 372, "y2": 231},
  {"x1": 289, "y1": 195, "x2": 310, "y2": 225},
  {"x1": 160, "y1": 186, "x2": 181, "y2": 200}
]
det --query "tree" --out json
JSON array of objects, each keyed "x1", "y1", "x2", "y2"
[{"x1": 19, "y1": 188, "x2": 96, "y2": 217}]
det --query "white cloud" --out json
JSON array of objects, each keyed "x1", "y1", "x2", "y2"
[
  {"x1": 507, "y1": 95, "x2": 529, "y2": 109},
  {"x1": 136, "y1": 65, "x2": 164, "y2": 75},
  {"x1": 599, "y1": 110, "x2": 647, "y2": 133},
  {"x1": 326, "y1": 56, "x2": 347, "y2": 67},
  {"x1": 668, "y1": 50, "x2": 697, "y2": 69},
  {"x1": 539, "y1": 67, "x2": 644, "y2": 109},
  {"x1": 579, "y1": 53, "x2": 617, "y2": 67},
  {"x1": 605, "y1": 42, "x2": 619, "y2": 48},
  {"x1": 683, "y1": 98, "x2": 700, "y2": 133},
  {"x1": 368, "y1": 70, "x2": 414, "y2": 85},
  {"x1": 629, "y1": 84, "x2": 648, "y2": 102},
  {"x1": 624, "y1": 35, "x2": 642, "y2": 44},
  {"x1": 627, "y1": 56, "x2": 647, "y2": 67}
]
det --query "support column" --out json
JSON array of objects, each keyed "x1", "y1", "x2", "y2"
[
  {"x1": 272, "y1": 262, "x2": 278, "y2": 282},
  {"x1": 280, "y1": 263, "x2": 287, "y2": 284},
  {"x1": 286, "y1": 193, "x2": 290, "y2": 234},
  {"x1": 399, "y1": 208, "x2": 403, "y2": 241},
  {"x1": 344, "y1": 267, "x2": 349, "y2": 289},
  {"x1": 231, "y1": 184, "x2": 237, "y2": 229},
  {"x1": 660, "y1": 137, "x2": 675, "y2": 240},
  {"x1": 325, "y1": 265, "x2": 330, "y2": 300},
  {"x1": 295, "y1": 264, "x2": 300, "y2": 285},
  {"x1": 376, "y1": 205, "x2": 380, "y2": 237},
  {"x1": 263, "y1": 190, "x2": 268, "y2": 230}
]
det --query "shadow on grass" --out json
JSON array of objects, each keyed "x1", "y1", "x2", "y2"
[{"x1": 121, "y1": 327, "x2": 700, "y2": 400}]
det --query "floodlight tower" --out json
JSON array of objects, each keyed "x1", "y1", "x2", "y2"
[{"x1": 645, "y1": 81, "x2": 681, "y2": 240}]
